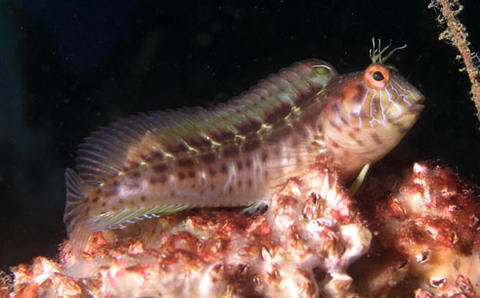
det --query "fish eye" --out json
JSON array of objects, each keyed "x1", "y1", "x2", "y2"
[
  {"x1": 372, "y1": 71, "x2": 384, "y2": 81},
  {"x1": 364, "y1": 64, "x2": 390, "y2": 89}
]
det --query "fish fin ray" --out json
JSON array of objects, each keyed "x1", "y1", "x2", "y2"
[
  {"x1": 75, "y1": 60, "x2": 334, "y2": 184},
  {"x1": 86, "y1": 205, "x2": 191, "y2": 231},
  {"x1": 64, "y1": 168, "x2": 88, "y2": 236},
  {"x1": 241, "y1": 202, "x2": 268, "y2": 214},
  {"x1": 76, "y1": 114, "x2": 152, "y2": 182}
]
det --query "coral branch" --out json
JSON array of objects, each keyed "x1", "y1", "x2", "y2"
[{"x1": 429, "y1": 0, "x2": 480, "y2": 122}]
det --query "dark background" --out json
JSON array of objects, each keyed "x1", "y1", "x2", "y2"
[{"x1": 1, "y1": 0, "x2": 479, "y2": 271}]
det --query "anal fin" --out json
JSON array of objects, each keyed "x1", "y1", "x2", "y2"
[{"x1": 86, "y1": 205, "x2": 191, "y2": 232}]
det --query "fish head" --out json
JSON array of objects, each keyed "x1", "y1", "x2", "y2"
[{"x1": 319, "y1": 63, "x2": 424, "y2": 178}]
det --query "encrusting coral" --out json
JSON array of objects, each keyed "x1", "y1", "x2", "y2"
[
  {"x1": 352, "y1": 162, "x2": 480, "y2": 297},
  {"x1": 5, "y1": 161, "x2": 480, "y2": 297},
  {"x1": 8, "y1": 160, "x2": 371, "y2": 297}
]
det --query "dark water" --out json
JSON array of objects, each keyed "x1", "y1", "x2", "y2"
[{"x1": 0, "y1": 0, "x2": 479, "y2": 271}]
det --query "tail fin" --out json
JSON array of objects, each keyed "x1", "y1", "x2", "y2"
[{"x1": 64, "y1": 168, "x2": 91, "y2": 254}]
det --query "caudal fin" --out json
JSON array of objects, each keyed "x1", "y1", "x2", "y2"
[{"x1": 64, "y1": 168, "x2": 91, "y2": 254}]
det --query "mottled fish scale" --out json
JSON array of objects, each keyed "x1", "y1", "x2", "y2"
[
  {"x1": 64, "y1": 56, "x2": 424, "y2": 252},
  {"x1": 66, "y1": 60, "x2": 335, "y2": 237}
]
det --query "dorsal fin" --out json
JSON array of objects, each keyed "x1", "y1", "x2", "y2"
[{"x1": 75, "y1": 60, "x2": 336, "y2": 184}]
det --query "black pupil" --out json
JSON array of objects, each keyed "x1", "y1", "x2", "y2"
[{"x1": 373, "y1": 71, "x2": 384, "y2": 81}]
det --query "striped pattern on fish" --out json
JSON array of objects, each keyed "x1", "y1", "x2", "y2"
[{"x1": 64, "y1": 54, "x2": 424, "y2": 251}]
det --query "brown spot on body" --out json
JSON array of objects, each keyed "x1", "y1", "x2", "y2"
[
  {"x1": 223, "y1": 145, "x2": 239, "y2": 157},
  {"x1": 237, "y1": 161, "x2": 243, "y2": 171},
  {"x1": 210, "y1": 183, "x2": 216, "y2": 191},
  {"x1": 370, "y1": 132, "x2": 383, "y2": 145},
  {"x1": 165, "y1": 143, "x2": 189, "y2": 154},
  {"x1": 264, "y1": 103, "x2": 292, "y2": 123},
  {"x1": 184, "y1": 136, "x2": 211, "y2": 148},
  {"x1": 221, "y1": 163, "x2": 228, "y2": 174},
  {"x1": 140, "y1": 196, "x2": 146, "y2": 202},
  {"x1": 235, "y1": 120, "x2": 262, "y2": 135},
  {"x1": 331, "y1": 141, "x2": 340, "y2": 148},
  {"x1": 178, "y1": 158, "x2": 194, "y2": 168},
  {"x1": 349, "y1": 84, "x2": 366, "y2": 103},
  {"x1": 237, "y1": 180, "x2": 243, "y2": 188},
  {"x1": 243, "y1": 138, "x2": 261, "y2": 152},
  {"x1": 101, "y1": 202, "x2": 106, "y2": 207},
  {"x1": 228, "y1": 185, "x2": 234, "y2": 194},
  {"x1": 105, "y1": 188, "x2": 118, "y2": 198},
  {"x1": 340, "y1": 82, "x2": 366, "y2": 104},
  {"x1": 146, "y1": 151, "x2": 164, "y2": 162},
  {"x1": 150, "y1": 176, "x2": 167, "y2": 185},
  {"x1": 153, "y1": 163, "x2": 167, "y2": 173},
  {"x1": 209, "y1": 168, "x2": 217, "y2": 177},
  {"x1": 209, "y1": 129, "x2": 235, "y2": 143},
  {"x1": 188, "y1": 171, "x2": 195, "y2": 178},
  {"x1": 130, "y1": 171, "x2": 141, "y2": 179},
  {"x1": 92, "y1": 197, "x2": 99, "y2": 203},
  {"x1": 178, "y1": 172, "x2": 186, "y2": 180},
  {"x1": 261, "y1": 151, "x2": 268, "y2": 162},
  {"x1": 201, "y1": 153, "x2": 216, "y2": 164},
  {"x1": 247, "y1": 179, "x2": 253, "y2": 188},
  {"x1": 245, "y1": 158, "x2": 252, "y2": 169},
  {"x1": 348, "y1": 131, "x2": 364, "y2": 146},
  {"x1": 328, "y1": 119, "x2": 342, "y2": 132}
]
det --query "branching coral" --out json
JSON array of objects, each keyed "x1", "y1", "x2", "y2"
[{"x1": 429, "y1": 0, "x2": 480, "y2": 122}]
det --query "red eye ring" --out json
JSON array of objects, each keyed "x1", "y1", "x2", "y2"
[{"x1": 364, "y1": 64, "x2": 390, "y2": 89}]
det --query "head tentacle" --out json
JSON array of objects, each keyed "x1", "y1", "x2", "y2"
[{"x1": 369, "y1": 38, "x2": 407, "y2": 64}]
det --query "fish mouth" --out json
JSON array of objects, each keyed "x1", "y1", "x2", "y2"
[
  {"x1": 411, "y1": 103, "x2": 424, "y2": 113},
  {"x1": 410, "y1": 95, "x2": 425, "y2": 113}
]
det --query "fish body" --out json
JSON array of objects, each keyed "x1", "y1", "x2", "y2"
[{"x1": 64, "y1": 57, "x2": 424, "y2": 249}]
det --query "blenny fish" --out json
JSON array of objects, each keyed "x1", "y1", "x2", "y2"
[{"x1": 64, "y1": 42, "x2": 424, "y2": 250}]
